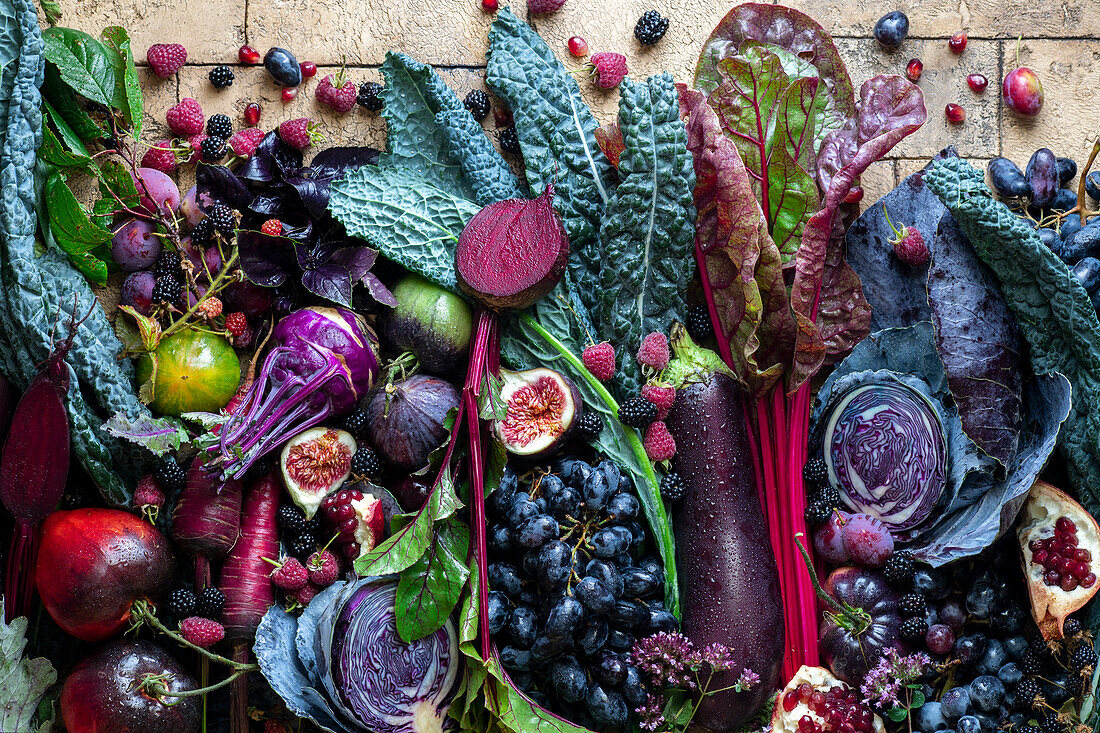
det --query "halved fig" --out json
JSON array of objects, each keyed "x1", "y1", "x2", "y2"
[
  {"x1": 492, "y1": 367, "x2": 582, "y2": 457},
  {"x1": 1017, "y1": 480, "x2": 1100, "y2": 639},
  {"x1": 280, "y1": 427, "x2": 356, "y2": 518},
  {"x1": 771, "y1": 665, "x2": 885, "y2": 733}
]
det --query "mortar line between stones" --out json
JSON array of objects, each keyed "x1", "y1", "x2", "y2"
[
  {"x1": 244, "y1": 0, "x2": 250, "y2": 46},
  {"x1": 996, "y1": 39, "x2": 1004, "y2": 158}
]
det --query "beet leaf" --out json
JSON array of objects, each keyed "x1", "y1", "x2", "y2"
[{"x1": 395, "y1": 520, "x2": 470, "y2": 643}]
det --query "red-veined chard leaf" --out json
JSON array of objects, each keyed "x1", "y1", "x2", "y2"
[
  {"x1": 682, "y1": 87, "x2": 795, "y2": 398},
  {"x1": 395, "y1": 518, "x2": 469, "y2": 643},
  {"x1": 594, "y1": 122, "x2": 624, "y2": 169},
  {"x1": 788, "y1": 75, "x2": 926, "y2": 392}
]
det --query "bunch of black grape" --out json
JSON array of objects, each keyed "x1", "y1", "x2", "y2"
[{"x1": 485, "y1": 457, "x2": 675, "y2": 731}]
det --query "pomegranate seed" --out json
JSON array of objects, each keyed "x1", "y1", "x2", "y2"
[
  {"x1": 1074, "y1": 561, "x2": 1090, "y2": 578},
  {"x1": 1058, "y1": 517, "x2": 1076, "y2": 532},
  {"x1": 1083, "y1": 573, "x2": 1097, "y2": 588},
  {"x1": 1045, "y1": 569, "x2": 1061, "y2": 585},
  {"x1": 949, "y1": 32, "x2": 968, "y2": 53},
  {"x1": 811, "y1": 691, "x2": 826, "y2": 708},
  {"x1": 1030, "y1": 539, "x2": 1043, "y2": 551},
  {"x1": 1034, "y1": 549, "x2": 1048, "y2": 565},
  {"x1": 799, "y1": 683, "x2": 814, "y2": 700},
  {"x1": 243, "y1": 102, "x2": 261, "y2": 126},
  {"x1": 300, "y1": 61, "x2": 317, "y2": 78},
  {"x1": 967, "y1": 73, "x2": 988, "y2": 92},
  {"x1": 945, "y1": 103, "x2": 966, "y2": 124},
  {"x1": 282, "y1": 87, "x2": 298, "y2": 102},
  {"x1": 1076, "y1": 548, "x2": 1092, "y2": 562},
  {"x1": 482, "y1": 0, "x2": 498, "y2": 10},
  {"x1": 238, "y1": 44, "x2": 261, "y2": 64},
  {"x1": 783, "y1": 691, "x2": 800, "y2": 712},
  {"x1": 1062, "y1": 575, "x2": 1080, "y2": 592},
  {"x1": 844, "y1": 186, "x2": 864, "y2": 204},
  {"x1": 906, "y1": 58, "x2": 923, "y2": 83},
  {"x1": 800, "y1": 716, "x2": 816, "y2": 733},
  {"x1": 568, "y1": 36, "x2": 589, "y2": 57},
  {"x1": 494, "y1": 107, "x2": 513, "y2": 128}
]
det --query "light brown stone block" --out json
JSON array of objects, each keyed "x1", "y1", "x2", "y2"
[{"x1": 858, "y1": 160, "x2": 898, "y2": 208}]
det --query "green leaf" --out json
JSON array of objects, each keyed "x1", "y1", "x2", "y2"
[
  {"x1": 479, "y1": 369, "x2": 507, "y2": 421},
  {"x1": 93, "y1": 158, "x2": 140, "y2": 220},
  {"x1": 37, "y1": 121, "x2": 92, "y2": 171},
  {"x1": 887, "y1": 708, "x2": 909, "y2": 723},
  {"x1": 41, "y1": 99, "x2": 90, "y2": 157},
  {"x1": 436, "y1": 108, "x2": 525, "y2": 206},
  {"x1": 43, "y1": 172, "x2": 111, "y2": 284},
  {"x1": 910, "y1": 690, "x2": 926, "y2": 708},
  {"x1": 0, "y1": 613, "x2": 58, "y2": 733},
  {"x1": 101, "y1": 26, "x2": 142, "y2": 134},
  {"x1": 328, "y1": 165, "x2": 479, "y2": 293},
  {"x1": 431, "y1": 463, "x2": 463, "y2": 521},
  {"x1": 395, "y1": 519, "x2": 470, "y2": 642},
  {"x1": 597, "y1": 74, "x2": 696, "y2": 394},
  {"x1": 102, "y1": 411, "x2": 188, "y2": 457},
  {"x1": 354, "y1": 498, "x2": 434, "y2": 576},
  {"x1": 486, "y1": 8, "x2": 616, "y2": 312},
  {"x1": 41, "y1": 27, "x2": 119, "y2": 107},
  {"x1": 39, "y1": 0, "x2": 61, "y2": 24},
  {"x1": 41, "y1": 63, "x2": 105, "y2": 142}
]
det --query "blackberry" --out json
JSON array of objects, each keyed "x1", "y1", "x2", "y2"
[
  {"x1": 206, "y1": 113, "x2": 232, "y2": 139},
  {"x1": 899, "y1": 592, "x2": 927, "y2": 617},
  {"x1": 633, "y1": 10, "x2": 670, "y2": 45},
  {"x1": 276, "y1": 504, "x2": 307, "y2": 534},
  {"x1": 1069, "y1": 641, "x2": 1097, "y2": 670},
  {"x1": 812, "y1": 486, "x2": 841, "y2": 508},
  {"x1": 802, "y1": 457, "x2": 828, "y2": 487},
  {"x1": 206, "y1": 203, "x2": 236, "y2": 235},
  {"x1": 1016, "y1": 678, "x2": 1041, "y2": 709},
  {"x1": 899, "y1": 616, "x2": 928, "y2": 641},
  {"x1": 660, "y1": 472, "x2": 685, "y2": 503},
  {"x1": 351, "y1": 447, "x2": 383, "y2": 481},
  {"x1": 155, "y1": 456, "x2": 187, "y2": 493},
  {"x1": 153, "y1": 249, "x2": 182, "y2": 278},
  {"x1": 1065, "y1": 673, "x2": 1085, "y2": 700},
  {"x1": 499, "y1": 126, "x2": 521, "y2": 155},
  {"x1": 618, "y1": 396, "x2": 658, "y2": 429},
  {"x1": 1019, "y1": 648, "x2": 1044, "y2": 675},
  {"x1": 152, "y1": 275, "x2": 182, "y2": 305},
  {"x1": 343, "y1": 408, "x2": 369, "y2": 437},
  {"x1": 882, "y1": 549, "x2": 915, "y2": 587},
  {"x1": 200, "y1": 135, "x2": 227, "y2": 162},
  {"x1": 208, "y1": 65, "x2": 234, "y2": 88},
  {"x1": 573, "y1": 412, "x2": 603, "y2": 443},
  {"x1": 190, "y1": 217, "x2": 215, "y2": 247},
  {"x1": 1040, "y1": 714, "x2": 1066, "y2": 733},
  {"x1": 686, "y1": 304, "x2": 713, "y2": 342},
  {"x1": 804, "y1": 500, "x2": 832, "y2": 526},
  {"x1": 357, "y1": 81, "x2": 384, "y2": 111},
  {"x1": 195, "y1": 586, "x2": 225, "y2": 618},
  {"x1": 464, "y1": 89, "x2": 491, "y2": 121},
  {"x1": 1064, "y1": 617, "x2": 1082, "y2": 636},
  {"x1": 289, "y1": 530, "x2": 316, "y2": 559},
  {"x1": 166, "y1": 587, "x2": 196, "y2": 618}
]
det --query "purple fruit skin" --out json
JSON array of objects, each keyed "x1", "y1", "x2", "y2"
[
  {"x1": 1025, "y1": 148, "x2": 1058, "y2": 209},
  {"x1": 112, "y1": 219, "x2": 163, "y2": 271},
  {"x1": 366, "y1": 374, "x2": 461, "y2": 469},
  {"x1": 665, "y1": 373, "x2": 784, "y2": 732},
  {"x1": 819, "y1": 566, "x2": 905, "y2": 684},
  {"x1": 121, "y1": 271, "x2": 156, "y2": 315},
  {"x1": 841, "y1": 513, "x2": 894, "y2": 567},
  {"x1": 814, "y1": 510, "x2": 851, "y2": 563}
]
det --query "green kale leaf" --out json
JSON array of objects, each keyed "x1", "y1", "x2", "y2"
[{"x1": 0, "y1": 613, "x2": 57, "y2": 733}]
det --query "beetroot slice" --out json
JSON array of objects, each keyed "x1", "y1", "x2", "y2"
[{"x1": 455, "y1": 185, "x2": 569, "y2": 310}]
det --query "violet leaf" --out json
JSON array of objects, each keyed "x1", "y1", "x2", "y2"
[
  {"x1": 788, "y1": 74, "x2": 926, "y2": 392},
  {"x1": 237, "y1": 131, "x2": 302, "y2": 184},
  {"x1": 694, "y1": 3, "x2": 856, "y2": 118},
  {"x1": 362, "y1": 272, "x2": 398, "y2": 307},
  {"x1": 682, "y1": 87, "x2": 795, "y2": 398},
  {"x1": 285, "y1": 146, "x2": 379, "y2": 218},
  {"x1": 196, "y1": 162, "x2": 254, "y2": 211},
  {"x1": 395, "y1": 519, "x2": 470, "y2": 643},
  {"x1": 238, "y1": 229, "x2": 294, "y2": 288}
]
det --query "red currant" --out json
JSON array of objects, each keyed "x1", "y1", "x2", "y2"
[
  {"x1": 967, "y1": 73, "x2": 988, "y2": 92},
  {"x1": 949, "y1": 32, "x2": 968, "y2": 54},
  {"x1": 945, "y1": 103, "x2": 966, "y2": 124},
  {"x1": 905, "y1": 58, "x2": 923, "y2": 83}
]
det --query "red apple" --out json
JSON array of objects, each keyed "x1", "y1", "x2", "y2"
[{"x1": 1003, "y1": 66, "x2": 1044, "y2": 116}]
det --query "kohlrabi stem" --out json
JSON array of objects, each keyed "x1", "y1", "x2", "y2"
[
  {"x1": 141, "y1": 668, "x2": 248, "y2": 703},
  {"x1": 794, "y1": 534, "x2": 871, "y2": 632}
]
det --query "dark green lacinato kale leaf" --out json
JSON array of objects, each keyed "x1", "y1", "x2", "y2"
[
  {"x1": 596, "y1": 74, "x2": 696, "y2": 393},
  {"x1": 436, "y1": 109, "x2": 524, "y2": 206},
  {"x1": 485, "y1": 8, "x2": 616, "y2": 313},
  {"x1": 925, "y1": 156, "x2": 1100, "y2": 512}
]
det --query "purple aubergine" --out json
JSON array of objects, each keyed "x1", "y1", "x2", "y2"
[
  {"x1": 819, "y1": 566, "x2": 905, "y2": 685},
  {"x1": 1025, "y1": 148, "x2": 1059, "y2": 209},
  {"x1": 664, "y1": 331, "x2": 783, "y2": 731}
]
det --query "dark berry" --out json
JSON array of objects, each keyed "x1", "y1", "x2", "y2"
[
  {"x1": 200, "y1": 135, "x2": 227, "y2": 162},
  {"x1": 573, "y1": 412, "x2": 602, "y2": 443},
  {"x1": 343, "y1": 408, "x2": 369, "y2": 437},
  {"x1": 804, "y1": 500, "x2": 832, "y2": 526},
  {"x1": 659, "y1": 473, "x2": 685, "y2": 503},
  {"x1": 633, "y1": 10, "x2": 669, "y2": 46},
  {"x1": 166, "y1": 587, "x2": 196, "y2": 618},
  {"x1": 155, "y1": 456, "x2": 186, "y2": 492},
  {"x1": 206, "y1": 203, "x2": 236, "y2": 235},
  {"x1": 802, "y1": 458, "x2": 828, "y2": 487},
  {"x1": 899, "y1": 592, "x2": 927, "y2": 617},
  {"x1": 208, "y1": 65, "x2": 234, "y2": 88},
  {"x1": 1065, "y1": 674, "x2": 1084, "y2": 700},
  {"x1": 276, "y1": 503, "x2": 307, "y2": 533},
  {"x1": 153, "y1": 249, "x2": 182, "y2": 279},
  {"x1": 1016, "y1": 678, "x2": 1041, "y2": 709},
  {"x1": 151, "y1": 275, "x2": 182, "y2": 305},
  {"x1": 1070, "y1": 641, "x2": 1096, "y2": 671},
  {"x1": 195, "y1": 586, "x2": 225, "y2": 618},
  {"x1": 1040, "y1": 714, "x2": 1066, "y2": 733},
  {"x1": 617, "y1": 397, "x2": 658, "y2": 429},
  {"x1": 464, "y1": 89, "x2": 491, "y2": 121},
  {"x1": 882, "y1": 550, "x2": 915, "y2": 587},
  {"x1": 686, "y1": 304, "x2": 712, "y2": 342},
  {"x1": 289, "y1": 530, "x2": 316, "y2": 559},
  {"x1": 499, "y1": 126, "x2": 521, "y2": 155},
  {"x1": 190, "y1": 217, "x2": 215, "y2": 247},
  {"x1": 357, "y1": 81, "x2": 384, "y2": 111},
  {"x1": 900, "y1": 616, "x2": 928, "y2": 641},
  {"x1": 351, "y1": 447, "x2": 383, "y2": 481},
  {"x1": 1064, "y1": 617, "x2": 1082, "y2": 636},
  {"x1": 206, "y1": 113, "x2": 232, "y2": 139},
  {"x1": 873, "y1": 10, "x2": 909, "y2": 49},
  {"x1": 812, "y1": 486, "x2": 841, "y2": 508},
  {"x1": 1019, "y1": 648, "x2": 1044, "y2": 675}
]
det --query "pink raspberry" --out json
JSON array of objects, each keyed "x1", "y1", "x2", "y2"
[
  {"x1": 528, "y1": 0, "x2": 567, "y2": 13},
  {"x1": 228, "y1": 127, "x2": 266, "y2": 159},
  {"x1": 269, "y1": 557, "x2": 309, "y2": 591},
  {"x1": 636, "y1": 332, "x2": 670, "y2": 372},
  {"x1": 166, "y1": 97, "x2": 204, "y2": 137},
  {"x1": 582, "y1": 342, "x2": 616, "y2": 382},
  {"x1": 146, "y1": 43, "x2": 187, "y2": 78},
  {"x1": 307, "y1": 549, "x2": 339, "y2": 587},
  {"x1": 290, "y1": 583, "x2": 320, "y2": 607},
  {"x1": 588, "y1": 52, "x2": 628, "y2": 89},
  {"x1": 643, "y1": 421, "x2": 677, "y2": 462},
  {"x1": 315, "y1": 74, "x2": 358, "y2": 113},
  {"x1": 641, "y1": 382, "x2": 676, "y2": 420},
  {"x1": 182, "y1": 133, "x2": 207, "y2": 163},
  {"x1": 884, "y1": 208, "x2": 930, "y2": 267},
  {"x1": 196, "y1": 296, "x2": 223, "y2": 320},
  {"x1": 180, "y1": 616, "x2": 224, "y2": 648},
  {"x1": 278, "y1": 118, "x2": 322, "y2": 150},
  {"x1": 140, "y1": 140, "x2": 177, "y2": 174}
]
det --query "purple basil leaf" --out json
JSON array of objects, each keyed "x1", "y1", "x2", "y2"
[
  {"x1": 362, "y1": 272, "x2": 398, "y2": 307},
  {"x1": 330, "y1": 245, "x2": 377, "y2": 283},
  {"x1": 238, "y1": 229, "x2": 293, "y2": 288},
  {"x1": 310, "y1": 146, "x2": 380, "y2": 179},
  {"x1": 196, "y1": 162, "x2": 254, "y2": 210},
  {"x1": 301, "y1": 263, "x2": 354, "y2": 307},
  {"x1": 238, "y1": 131, "x2": 303, "y2": 183}
]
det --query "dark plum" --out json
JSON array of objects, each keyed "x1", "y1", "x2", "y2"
[
  {"x1": 112, "y1": 219, "x2": 162, "y2": 271},
  {"x1": 1025, "y1": 148, "x2": 1059, "y2": 208},
  {"x1": 121, "y1": 271, "x2": 156, "y2": 316},
  {"x1": 263, "y1": 46, "x2": 302, "y2": 86},
  {"x1": 1057, "y1": 157, "x2": 1078, "y2": 185},
  {"x1": 988, "y1": 157, "x2": 1031, "y2": 198},
  {"x1": 873, "y1": 11, "x2": 909, "y2": 49}
]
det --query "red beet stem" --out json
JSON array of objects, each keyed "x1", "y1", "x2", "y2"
[{"x1": 4, "y1": 524, "x2": 38, "y2": 621}]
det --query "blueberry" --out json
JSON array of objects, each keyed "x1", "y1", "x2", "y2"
[
  {"x1": 975, "y1": 715, "x2": 997, "y2": 733},
  {"x1": 1087, "y1": 170, "x2": 1100, "y2": 201},
  {"x1": 1073, "y1": 257, "x2": 1100, "y2": 293},
  {"x1": 988, "y1": 157, "x2": 1032, "y2": 198},
  {"x1": 917, "y1": 701, "x2": 949, "y2": 731},
  {"x1": 1057, "y1": 157, "x2": 1078, "y2": 186},
  {"x1": 941, "y1": 687, "x2": 972, "y2": 722},
  {"x1": 998, "y1": 662, "x2": 1023, "y2": 687},
  {"x1": 263, "y1": 47, "x2": 302, "y2": 87},
  {"x1": 575, "y1": 577, "x2": 616, "y2": 615},
  {"x1": 873, "y1": 11, "x2": 909, "y2": 49},
  {"x1": 956, "y1": 715, "x2": 982, "y2": 733},
  {"x1": 506, "y1": 605, "x2": 538, "y2": 649},
  {"x1": 550, "y1": 656, "x2": 588, "y2": 703},
  {"x1": 487, "y1": 591, "x2": 511, "y2": 636},
  {"x1": 1003, "y1": 635, "x2": 1029, "y2": 660},
  {"x1": 969, "y1": 675, "x2": 1005, "y2": 712},
  {"x1": 976, "y1": 639, "x2": 1008, "y2": 676},
  {"x1": 966, "y1": 582, "x2": 996, "y2": 620},
  {"x1": 913, "y1": 567, "x2": 950, "y2": 601}
]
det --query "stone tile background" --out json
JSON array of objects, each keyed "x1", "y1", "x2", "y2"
[{"x1": 44, "y1": 0, "x2": 1100, "y2": 205}]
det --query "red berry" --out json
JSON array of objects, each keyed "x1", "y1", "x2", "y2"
[
  {"x1": 948, "y1": 32, "x2": 968, "y2": 54},
  {"x1": 582, "y1": 342, "x2": 616, "y2": 382},
  {"x1": 278, "y1": 117, "x2": 321, "y2": 150},
  {"x1": 270, "y1": 557, "x2": 309, "y2": 591},
  {"x1": 227, "y1": 127, "x2": 266, "y2": 159},
  {"x1": 315, "y1": 74, "x2": 358, "y2": 113},
  {"x1": 141, "y1": 140, "x2": 177, "y2": 174},
  {"x1": 641, "y1": 382, "x2": 675, "y2": 420},
  {"x1": 224, "y1": 312, "x2": 247, "y2": 337},
  {"x1": 967, "y1": 73, "x2": 988, "y2": 93},
  {"x1": 299, "y1": 61, "x2": 317, "y2": 78},
  {"x1": 494, "y1": 107, "x2": 513, "y2": 128},
  {"x1": 844, "y1": 186, "x2": 865, "y2": 204},
  {"x1": 243, "y1": 102, "x2": 261, "y2": 126},
  {"x1": 238, "y1": 44, "x2": 261, "y2": 64},
  {"x1": 636, "y1": 332, "x2": 670, "y2": 372},
  {"x1": 945, "y1": 103, "x2": 966, "y2": 124},
  {"x1": 290, "y1": 583, "x2": 320, "y2": 607},
  {"x1": 282, "y1": 87, "x2": 298, "y2": 103},
  {"x1": 146, "y1": 43, "x2": 187, "y2": 78},
  {"x1": 1003, "y1": 66, "x2": 1043, "y2": 116},
  {"x1": 905, "y1": 58, "x2": 923, "y2": 83},
  {"x1": 261, "y1": 219, "x2": 283, "y2": 237},
  {"x1": 180, "y1": 616, "x2": 225, "y2": 648},
  {"x1": 643, "y1": 421, "x2": 676, "y2": 462},
  {"x1": 166, "y1": 97, "x2": 204, "y2": 137},
  {"x1": 588, "y1": 52, "x2": 628, "y2": 90},
  {"x1": 482, "y1": 0, "x2": 498, "y2": 10},
  {"x1": 568, "y1": 36, "x2": 589, "y2": 57},
  {"x1": 307, "y1": 549, "x2": 339, "y2": 587}
]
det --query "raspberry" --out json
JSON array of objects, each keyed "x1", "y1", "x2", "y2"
[
  {"x1": 195, "y1": 586, "x2": 225, "y2": 618},
  {"x1": 641, "y1": 382, "x2": 675, "y2": 419},
  {"x1": 588, "y1": 52, "x2": 628, "y2": 90},
  {"x1": 316, "y1": 73, "x2": 358, "y2": 113},
  {"x1": 146, "y1": 43, "x2": 187, "y2": 78},
  {"x1": 166, "y1": 97, "x2": 204, "y2": 137},
  {"x1": 184, "y1": 133, "x2": 207, "y2": 164},
  {"x1": 573, "y1": 412, "x2": 602, "y2": 443},
  {"x1": 482, "y1": 0, "x2": 498, "y2": 10},
  {"x1": 582, "y1": 342, "x2": 616, "y2": 381},
  {"x1": 884, "y1": 210, "x2": 929, "y2": 267},
  {"x1": 634, "y1": 10, "x2": 670, "y2": 45},
  {"x1": 155, "y1": 456, "x2": 186, "y2": 492},
  {"x1": 643, "y1": 421, "x2": 676, "y2": 461},
  {"x1": 464, "y1": 89, "x2": 491, "y2": 121},
  {"x1": 152, "y1": 275, "x2": 182, "y2": 305},
  {"x1": 499, "y1": 126, "x2": 521, "y2": 155},
  {"x1": 196, "y1": 297, "x2": 223, "y2": 320},
  {"x1": 208, "y1": 65, "x2": 234, "y2": 89},
  {"x1": 356, "y1": 81, "x2": 385, "y2": 111},
  {"x1": 528, "y1": 0, "x2": 567, "y2": 13},
  {"x1": 200, "y1": 136, "x2": 227, "y2": 162},
  {"x1": 206, "y1": 113, "x2": 232, "y2": 139},
  {"x1": 264, "y1": 721, "x2": 290, "y2": 733},
  {"x1": 166, "y1": 588, "x2": 196, "y2": 618},
  {"x1": 636, "y1": 332, "x2": 670, "y2": 372},
  {"x1": 224, "y1": 312, "x2": 248, "y2": 337},
  {"x1": 307, "y1": 549, "x2": 339, "y2": 587},
  {"x1": 659, "y1": 472, "x2": 685, "y2": 502},
  {"x1": 350, "y1": 448, "x2": 383, "y2": 480},
  {"x1": 180, "y1": 616, "x2": 224, "y2": 648},
  {"x1": 141, "y1": 140, "x2": 177, "y2": 174},
  {"x1": 261, "y1": 218, "x2": 283, "y2": 237},
  {"x1": 290, "y1": 583, "x2": 320, "y2": 607},
  {"x1": 269, "y1": 557, "x2": 309, "y2": 591},
  {"x1": 228, "y1": 127, "x2": 266, "y2": 159},
  {"x1": 206, "y1": 203, "x2": 236, "y2": 235},
  {"x1": 133, "y1": 474, "x2": 165, "y2": 521},
  {"x1": 618, "y1": 396, "x2": 658, "y2": 429},
  {"x1": 278, "y1": 117, "x2": 322, "y2": 150}
]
